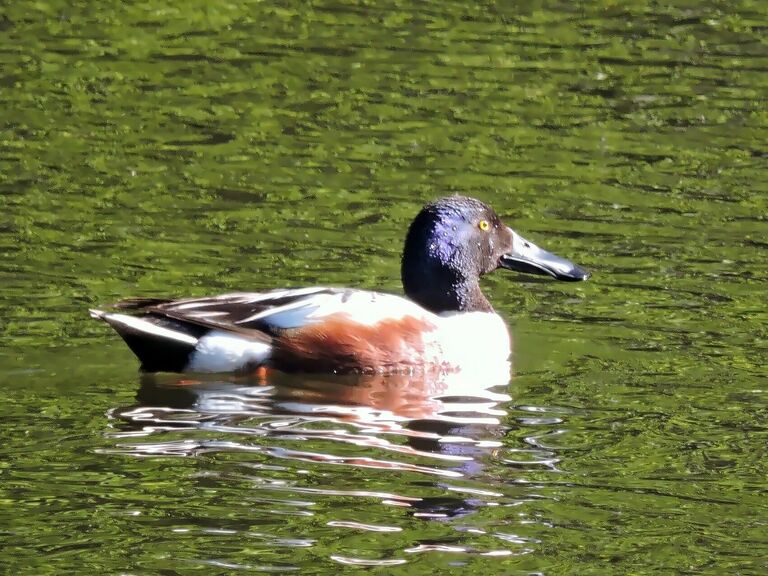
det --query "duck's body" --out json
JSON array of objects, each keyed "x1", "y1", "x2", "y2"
[
  {"x1": 92, "y1": 196, "x2": 588, "y2": 374},
  {"x1": 91, "y1": 287, "x2": 510, "y2": 374}
]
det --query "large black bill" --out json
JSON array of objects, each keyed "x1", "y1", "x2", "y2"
[{"x1": 499, "y1": 229, "x2": 590, "y2": 282}]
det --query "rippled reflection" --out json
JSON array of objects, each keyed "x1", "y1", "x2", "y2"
[
  {"x1": 107, "y1": 365, "x2": 512, "y2": 476},
  {"x1": 88, "y1": 287, "x2": 594, "y2": 564},
  {"x1": 100, "y1": 364, "x2": 552, "y2": 564}
]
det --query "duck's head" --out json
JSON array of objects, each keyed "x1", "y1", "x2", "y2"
[{"x1": 401, "y1": 196, "x2": 589, "y2": 313}]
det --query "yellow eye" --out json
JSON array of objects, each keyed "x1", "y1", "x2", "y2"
[{"x1": 478, "y1": 220, "x2": 490, "y2": 231}]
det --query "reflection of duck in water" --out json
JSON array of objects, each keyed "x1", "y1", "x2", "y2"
[
  {"x1": 112, "y1": 367, "x2": 509, "y2": 485},
  {"x1": 123, "y1": 365, "x2": 511, "y2": 438},
  {"x1": 91, "y1": 196, "x2": 588, "y2": 375},
  {"x1": 112, "y1": 369, "x2": 517, "y2": 520}
]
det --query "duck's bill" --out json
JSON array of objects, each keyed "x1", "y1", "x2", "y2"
[{"x1": 499, "y1": 229, "x2": 590, "y2": 281}]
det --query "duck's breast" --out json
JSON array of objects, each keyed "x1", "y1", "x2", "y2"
[{"x1": 431, "y1": 312, "x2": 511, "y2": 372}]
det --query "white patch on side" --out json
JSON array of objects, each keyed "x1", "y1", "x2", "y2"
[
  {"x1": 237, "y1": 289, "x2": 434, "y2": 329},
  {"x1": 186, "y1": 330, "x2": 271, "y2": 373},
  {"x1": 332, "y1": 292, "x2": 432, "y2": 326},
  {"x1": 98, "y1": 312, "x2": 198, "y2": 345}
]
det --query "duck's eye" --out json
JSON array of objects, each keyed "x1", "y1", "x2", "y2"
[{"x1": 478, "y1": 220, "x2": 490, "y2": 231}]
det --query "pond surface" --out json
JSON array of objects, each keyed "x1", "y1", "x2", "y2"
[{"x1": 2, "y1": 1, "x2": 767, "y2": 574}]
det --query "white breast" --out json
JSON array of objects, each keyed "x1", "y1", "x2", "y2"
[{"x1": 432, "y1": 312, "x2": 511, "y2": 372}]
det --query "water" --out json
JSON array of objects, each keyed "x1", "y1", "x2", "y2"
[{"x1": 2, "y1": 1, "x2": 767, "y2": 573}]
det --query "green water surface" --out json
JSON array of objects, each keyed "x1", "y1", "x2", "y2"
[{"x1": 1, "y1": 1, "x2": 767, "y2": 574}]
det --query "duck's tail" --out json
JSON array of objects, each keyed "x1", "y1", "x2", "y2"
[
  {"x1": 90, "y1": 309, "x2": 271, "y2": 373},
  {"x1": 90, "y1": 309, "x2": 204, "y2": 372}
]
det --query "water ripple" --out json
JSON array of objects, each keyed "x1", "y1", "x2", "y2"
[{"x1": 105, "y1": 369, "x2": 513, "y2": 474}]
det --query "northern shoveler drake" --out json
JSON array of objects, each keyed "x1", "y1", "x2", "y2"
[{"x1": 90, "y1": 196, "x2": 589, "y2": 374}]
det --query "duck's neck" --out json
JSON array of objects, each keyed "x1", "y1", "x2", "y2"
[{"x1": 402, "y1": 266, "x2": 493, "y2": 314}]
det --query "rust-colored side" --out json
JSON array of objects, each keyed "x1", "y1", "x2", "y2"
[{"x1": 271, "y1": 315, "x2": 440, "y2": 373}]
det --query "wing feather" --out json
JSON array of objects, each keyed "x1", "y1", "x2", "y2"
[{"x1": 111, "y1": 287, "x2": 435, "y2": 337}]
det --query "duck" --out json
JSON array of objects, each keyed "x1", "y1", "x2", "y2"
[{"x1": 90, "y1": 196, "x2": 589, "y2": 374}]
